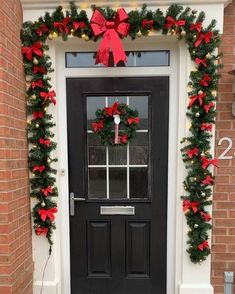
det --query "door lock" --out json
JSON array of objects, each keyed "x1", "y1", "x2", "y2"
[{"x1": 70, "y1": 192, "x2": 86, "y2": 216}]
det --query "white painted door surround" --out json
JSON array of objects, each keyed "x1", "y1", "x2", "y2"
[{"x1": 21, "y1": 1, "x2": 231, "y2": 294}]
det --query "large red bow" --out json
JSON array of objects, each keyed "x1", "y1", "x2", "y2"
[
  {"x1": 41, "y1": 185, "x2": 53, "y2": 196},
  {"x1": 200, "y1": 211, "x2": 212, "y2": 221},
  {"x1": 22, "y1": 42, "x2": 43, "y2": 61},
  {"x1": 165, "y1": 16, "x2": 186, "y2": 29},
  {"x1": 142, "y1": 19, "x2": 154, "y2": 29},
  {"x1": 202, "y1": 175, "x2": 214, "y2": 185},
  {"x1": 90, "y1": 9, "x2": 130, "y2": 66},
  {"x1": 204, "y1": 102, "x2": 214, "y2": 113},
  {"x1": 33, "y1": 111, "x2": 44, "y2": 120},
  {"x1": 201, "y1": 123, "x2": 212, "y2": 132},
  {"x1": 53, "y1": 17, "x2": 70, "y2": 34},
  {"x1": 128, "y1": 117, "x2": 140, "y2": 125},
  {"x1": 33, "y1": 165, "x2": 46, "y2": 173},
  {"x1": 188, "y1": 92, "x2": 206, "y2": 107},
  {"x1": 40, "y1": 90, "x2": 56, "y2": 105},
  {"x1": 104, "y1": 102, "x2": 120, "y2": 116},
  {"x1": 195, "y1": 58, "x2": 207, "y2": 67},
  {"x1": 183, "y1": 200, "x2": 199, "y2": 213},
  {"x1": 200, "y1": 74, "x2": 211, "y2": 87},
  {"x1": 201, "y1": 157, "x2": 218, "y2": 169},
  {"x1": 187, "y1": 147, "x2": 198, "y2": 159},
  {"x1": 190, "y1": 22, "x2": 202, "y2": 32},
  {"x1": 92, "y1": 120, "x2": 104, "y2": 132},
  {"x1": 198, "y1": 240, "x2": 209, "y2": 251},
  {"x1": 35, "y1": 227, "x2": 48, "y2": 236},
  {"x1": 31, "y1": 79, "x2": 44, "y2": 89},
  {"x1": 39, "y1": 207, "x2": 57, "y2": 222},
  {"x1": 195, "y1": 31, "x2": 213, "y2": 47},
  {"x1": 39, "y1": 138, "x2": 51, "y2": 146}
]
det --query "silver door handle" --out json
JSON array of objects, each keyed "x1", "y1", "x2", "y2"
[{"x1": 70, "y1": 192, "x2": 86, "y2": 216}]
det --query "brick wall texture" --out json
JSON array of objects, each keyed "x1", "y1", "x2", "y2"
[
  {"x1": 212, "y1": 2, "x2": 235, "y2": 293},
  {"x1": 0, "y1": 1, "x2": 33, "y2": 293}
]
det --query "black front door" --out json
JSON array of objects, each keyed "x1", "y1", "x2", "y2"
[{"x1": 67, "y1": 77, "x2": 169, "y2": 294}]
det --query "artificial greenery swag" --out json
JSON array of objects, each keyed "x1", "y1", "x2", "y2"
[{"x1": 21, "y1": 2, "x2": 221, "y2": 263}]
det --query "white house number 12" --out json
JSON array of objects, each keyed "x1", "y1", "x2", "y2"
[{"x1": 218, "y1": 137, "x2": 233, "y2": 160}]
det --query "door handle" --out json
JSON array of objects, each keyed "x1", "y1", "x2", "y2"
[{"x1": 70, "y1": 192, "x2": 86, "y2": 216}]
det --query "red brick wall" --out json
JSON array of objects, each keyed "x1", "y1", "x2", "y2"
[
  {"x1": 0, "y1": 1, "x2": 33, "y2": 293},
  {"x1": 212, "y1": 3, "x2": 235, "y2": 293}
]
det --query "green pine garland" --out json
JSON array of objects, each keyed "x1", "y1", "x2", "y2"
[{"x1": 21, "y1": 2, "x2": 221, "y2": 262}]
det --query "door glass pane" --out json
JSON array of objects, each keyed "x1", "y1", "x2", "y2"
[
  {"x1": 87, "y1": 96, "x2": 105, "y2": 130},
  {"x1": 130, "y1": 133, "x2": 148, "y2": 165},
  {"x1": 109, "y1": 146, "x2": 127, "y2": 165},
  {"x1": 109, "y1": 168, "x2": 127, "y2": 199},
  {"x1": 88, "y1": 134, "x2": 106, "y2": 165},
  {"x1": 88, "y1": 168, "x2": 106, "y2": 198},
  {"x1": 130, "y1": 168, "x2": 148, "y2": 198},
  {"x1": 129, "y1": 96, "x2": 148, "y2": 129}
]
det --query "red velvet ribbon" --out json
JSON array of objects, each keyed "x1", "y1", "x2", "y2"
[
  {"x1": 35, "y1": 24, "x2": 49, "y2": 36},
  {"x1": 188, "y1": 92, "x2": 206, "y2": 107},
  {"x1": 33, "y1": 165, "x2": 46, "y2": 173},
  {"x1": 33, "y1": 111, "x2": 44, "y2": 119},
  {"x1": 202, "y1": 175, "x2": 214, "y2": 185},
  {"x1": 199, "y1": 74, "x2": 211, "y2": 87},
  {"x1": 33, "y1": 66, "x2": 47, "y2": 74},
  {"x1": 198, "y1": 241, "x2": 209, "y2": 251},
  {"x1": 142, "y1": 19, "x2": 154, "y2": 29},
  {"x1": 40, "y1": 90, "x2": 56, "y2": 105},
  {"x1": 183, "y1": 200, "x2": 199, "y2": 213},
  {"x1": 73, "y1": 21, "x2": 86, "y2": 30},
  {"x1": 35, "y1": 227, "x2": 48, "y2": 236},
  {"x1": 187, "y1": 147, "x2": 198, "y2": 159},
  {"x1": 200, "y1": 211, "x2": 212, "y2": 221},
  {"x1": 190, "y1": 22, "x2": 202, "y2": 33},
  {"x1": 104, "y1": 102, "x2": 120, "y2": 116},
  {"x1": 39, "y1": 207, "x2": 57, "y2": 222},
  {"x1": 201, "y1": 157, "x2": 218, "y2": 169},
  {"x1": 127, "y1": 117, "x2": 140, "y2": 125},
  {"x1": 195, "y1": 31, "x2": 213, "y2": 47},
  {"x1": 22, "y1": 42, "x2": 43, "y2": 61},
  {"x1": 39, "y1": 138, "x2": 51, "y2": 146},
  {"x1": 53, "y1": 17, "x2": 70, "y2": 34},
  {"x1": 90, "y1": 9, "x2": 130, "y2": 66},
  {"x1": 201, "y1": 123, "x2": 212, "y2": 132},
  {"x1": 92, "y1": 121, "x2": 104, "y2": 132},
  {"x1": 195, "y1": 57, "x2": 207, "y2": 67},
  {"x1": 204, "y1": 102, "x2": 214, "y2": 113},
  {"x1": 165, "y1": 16, "x2": 186, "y2": 29},
  {"x1": 31, "y1": 79, "x2": 44, "y2": 89},
  {"x1": 41, "y1": 186, "x2": 53, "y2": 196}
]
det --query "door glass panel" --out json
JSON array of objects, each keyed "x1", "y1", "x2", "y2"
[
  {"x1": 87, "y1": 95, "x2": 149, "y2": 200},
  {"x1": 109, "y1": 168, "x2": 127, "y2": 199},
  {"x1": 88, "y1": 168, "x2": 106, "y2": 198}
]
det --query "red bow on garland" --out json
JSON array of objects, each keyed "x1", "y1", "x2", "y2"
[
  {"x1": 73, "y1": 21, "x2": 86, "y2": 30},
  {"x1": 142, "y1": 19, "x2": 154, "y2": 29},
  {"x1": 41, "y1": 186, "x2": 53, "y2": 196},
  {"x1": 201, "y1": 123, "x2": 212, "y2": 132},
  {"x1": 201, "y1": 157, "x2": 218, "y2": 169},
  {"x1": 104, "y1": 102, "x2": 120, "y2": 116},
  {"x1": 165, "y1": 16, "x2": 186, "y2": 29},
  {"x1": 200, "y1": 211, "x2": 212, "y2": 221},
  {"x1": 33, "y1": 66, "x2": 47, "y2": 74},
  {"x1": 190, "y1": 22, "x2": 202, "y2": 32},
  {"x1": 198, "y1": 240, "x2": 209, "y2": 251},
  {"x1": 187, "y1": 147, "x2": 198, "y2": 159},
  {"x1": 195, "y1": 58, "x2": 207, "y2": 67},
  {"x1": 33, "y1": 111, "x2": 44, "y2": 119},
  {"x1": 39, "y1": 207, "x2": 57, "y2": 222},
  {"x1": 200, "y1": 74, "x2": 211, "y2": 87},
  {"x1": 128, "y1": 117, "x2": 140, "y2": 125},
  {"x1": 35, "y1": 227, "x2": 48, "y2": 236},
  {"x1": 40, "y1": 90, "x2": 56, "y2": 105},
  {"x1": 90, "y1": 8, "x2": 130, "y2": 66},
  {"x1": 92, "y1": 120, "x2": 104, "y2": 132},
  {"x1": 204, "y1": 102, "x2": 214, "y2": 113},
  {"x1": 202, "y1": 175, "x2": 214, "y2": 185},
  {"x1": 188, "y1": 92, "x2": 206, "y2": 107},
  {"x1": 22, "y1": 42, "x2": 43, "y2": 61},
  {"x1": 39, "y1": 138, "x2": 51, "y2": 146},
  {"x1": 35, "y1": 24, "x2": 50, "y2": 36},
  {"x1": 53, "y1": 17, "x2": 70, "y2": 34},
  {"x1": 33, "y1": 165, "x2": 46, "y2": 173},
  {"x1": 31, "y1": 79, "x2": 44, "y2": 89},
  {"x1": 183, "y1": 200, "x2": 199, "y2": 213},
  {"x1": 195, "y1": 31, "x2": 213, "y2": 48}
]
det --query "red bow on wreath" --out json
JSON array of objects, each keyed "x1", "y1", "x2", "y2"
[
  {"x1": 188, "y1": 92, "x2": 206, "y2": 107},
  {"x1": 165, "y1": 16, "x2": 186, "y2": 29},
  {"x1": 90, "y1": 8, "x2": 130, "y2": 66},
  {"x1": 201, "y1": 157, "x2": 218, "y2": 169},
  {"x1": 202, "y1": 175, "x2": 214, "y2": 185},
  {"x1": 22, "y1": 42, "x2": 43, "y2": 61},
  {"x1": 190, "y1": 22, "x2": 202, "y2": 33},
  {"x1": 187, "y1": 147, "x2": 198, "y2": 159},
  {"x1": 40, "y1": 90, "x2": 56, "y2": 105},
  {"x1": 53, "y1": 17, "x2": 70, "y2": 34},
  {"x1": 183, "y1": 200, "x2": 199, "y2": 213},
  {"x1": 104, "y1": 102, "x2": 120, "y2": 116},
  {"x1": 128, "y1": 117, "x2": 140, "y2": 125},
  {"x1": 195, "y1": 31, "x2": 213, "y2": 48},
  {"x1": 200, "y1": 74, "x2": 211, "y2": 87},
  {"x1": 39, "y1": 207, "x2": 57, "y2": 222},
  {"x1": 41, "y1": 185, "x2": 53, "y2": 196},
  {"x1": 92, "y1": 120, "x2": 104, "y2": 132}
]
